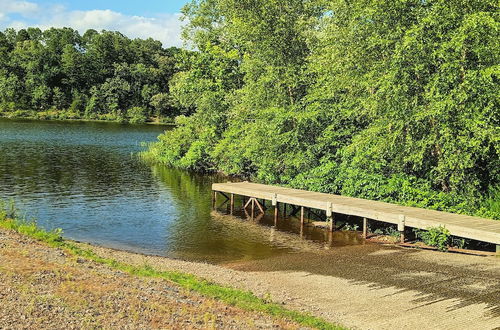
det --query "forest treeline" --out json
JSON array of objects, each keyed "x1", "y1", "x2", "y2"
[
  {"x1": 144, "y1": 0, "x2": 500, "y2": 219},
  {"x1": 0, "y1": 27, "x2": 186, "y2": 123}
]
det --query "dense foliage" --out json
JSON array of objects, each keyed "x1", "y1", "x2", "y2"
[
  {"x1": 0, "y1": 27, "x2": 184, "y2": 123},
  {"x1": 145, "y1": 0, "x2": 500, "y2": 218}
]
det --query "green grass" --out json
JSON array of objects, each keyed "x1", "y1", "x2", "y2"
[
  {"x1": 0, "y1": 206, "x2": 345, "y2": 330},
  {"x1": 0, "y1": 109, "x2": 175, "y2": 125}
]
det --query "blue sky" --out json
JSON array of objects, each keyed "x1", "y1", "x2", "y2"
[
  {"x1": 59, "y1": 0, "x2": 187, "y2": 16},
  {"x1": 0, "y1": 0, "x2": 190, "y2": 46}
]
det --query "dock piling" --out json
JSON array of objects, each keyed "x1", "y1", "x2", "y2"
[
  {"x1": 329, "y1": 216, "x2": 335, "y2": 232},
  {"x1": 398, "y1": 215, "x2": 406, "y2": 243},
  {"x1": 213, "y1": 191, "x2": 217, "y2": 210},
  {"x1": 272, "y1": 193, "x2": 278, "y2": 226},
  {"x1": 274, "y1": 203, "x2": 278, "y2": 226},
  {"x1": 326, "y1": 202, "x2": 334, "y2": 232},
  {"x1": 230, "y1": 193, "x2": 234, "y2": 215},
  {"x1": 363, "y1": 217, "x2": 368, "y2": 239},
  {"x1": 301, "y1": 206, "x2": 305, "y2": 225}
]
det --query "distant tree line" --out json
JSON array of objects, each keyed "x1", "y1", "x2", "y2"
[
  {"x1": 144, "y1": 0, "x2": 500, "y2": 219},
  {"x1": 0, "y1": 27, "x2": 186, "y2": 123}
]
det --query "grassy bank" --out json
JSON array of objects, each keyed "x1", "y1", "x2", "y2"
[
  {"x1": 0, "y1": 203, "x2": 343, "y2": 330},
  {"x1": 0, "y1": 109, "x2": 175, "y2": 125}
]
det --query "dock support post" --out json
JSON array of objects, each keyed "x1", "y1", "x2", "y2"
[
  {"x1": 213, "y1": 191, "x2": 217, "y2": 209},
  {"x1": 398, "y1": 214, "x2": 406, "y2": 243},
  {"x1": 251, "y1": 198, "x2": 255, "y2": 219},
  {"x1": 230, "y1": 194, "x2": 234, "y2": 215},
  {"x1": 274, "y1": 204, "x2": 278, "y2": 225},
  {"x1": 496, "y1": 245, "x2": 500, "y2": 257},
  {"x1": 300, "y1": 206, "x2": 305, "y2": 226},
  {"x1": 326, "y1": 202, "x2": 334, "y2": 232},
  {"x1": 328, "y1": 215, "x2": 335, "y2": 232},
  {"x1": 272, "y1": 194, "x2": 278, "y2": 226},
  {"x1": 363, "y1": 217, "x2": 368, "y2": 238}
]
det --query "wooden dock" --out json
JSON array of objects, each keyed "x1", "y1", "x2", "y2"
[{"x1": 212, "y1": 182, "x2": 500, "y2": 249}]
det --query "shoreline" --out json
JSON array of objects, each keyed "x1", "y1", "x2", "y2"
[
  {"x1": 0, "y1": 112, "x2": 176, "y2": 126},
  {"x1": 0, "y1": 220, "x2": 342, "y2": 329}
]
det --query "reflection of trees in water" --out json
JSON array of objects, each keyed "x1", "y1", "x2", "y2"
[
  {"x1": 151, "y1": 164, "x2": 216, "y2": 204},
  {"x1": 150, "y1": 165, "x2": 365, "y2": 262},
  {"x1": 0, "y1": 142, "x2": 157, "y2": 199},
  {"x1": 150, "y1": 165, "x2": 287, "y2": 263}
]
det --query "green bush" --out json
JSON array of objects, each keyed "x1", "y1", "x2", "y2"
[
  {"x1": 8, "y1": 109, "x2": 30, "y2": 118},
  {"x1": 0, "y1": 102, "x2": 18, "y2": 113},
  {"x1": 415, "y1": 226, "x2": 451, "y2": 252},
  {"x1": 68, "y1": 95, "x2": 86, "y2": 116}
]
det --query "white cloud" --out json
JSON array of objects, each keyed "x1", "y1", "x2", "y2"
[
  {"x1": 0, "y1": 0, "x2": 39, "y2": 16},
  {"x1": 0, "y1": 1, "x2": 186, "y2": 47}
]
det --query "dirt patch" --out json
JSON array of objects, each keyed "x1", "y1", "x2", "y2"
[{"x1": 2, "y1": 225, "x2": 498, "y2": 330}]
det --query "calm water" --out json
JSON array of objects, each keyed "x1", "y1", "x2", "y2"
[{"x1": 0, "y1": 118, "x2": 361, "y2": 263}]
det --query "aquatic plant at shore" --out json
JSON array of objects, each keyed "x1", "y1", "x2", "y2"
[{"x1": 414, "y1": 226, "x2": 452, "y2": 252}]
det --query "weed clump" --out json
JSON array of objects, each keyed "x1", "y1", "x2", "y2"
[{"x1": 414, "y1": 226, "x2": 451, "y2": 252}]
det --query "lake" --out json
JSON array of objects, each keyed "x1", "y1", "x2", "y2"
[{"x1": 0, "y1": 118, "x2": 361, "y2": 263}]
